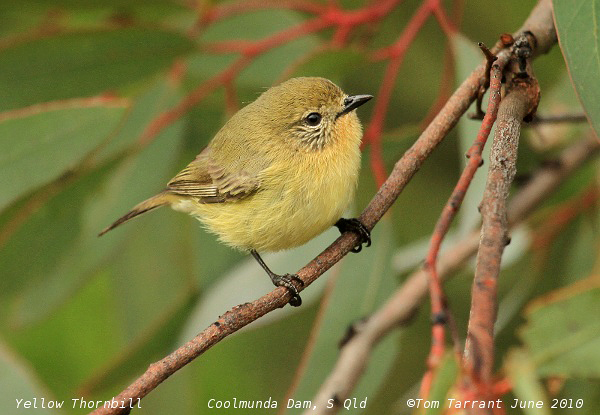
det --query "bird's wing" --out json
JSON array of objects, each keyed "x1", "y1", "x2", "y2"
[{"x1": 166, "y1": 148, "x2": 261, "y2": 203}]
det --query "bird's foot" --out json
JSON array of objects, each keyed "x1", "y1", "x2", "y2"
[
  {"x1": 335, "y1": 218, "x2": 371, "y2": 253},
  {"x1": 250, "y1": 250, "x2": 304, "y2": 307},
  {"x1": 270, "y1": 273, "x2": 304, "y2": 307}
]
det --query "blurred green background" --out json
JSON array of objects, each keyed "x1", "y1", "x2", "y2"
[{"x1": 1, "y1": 0, "x2": 599, "y2": 414}]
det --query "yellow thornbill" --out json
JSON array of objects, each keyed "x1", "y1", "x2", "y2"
[{"x1": 100, "y1": 77, "x2": 373, "y2": 306}]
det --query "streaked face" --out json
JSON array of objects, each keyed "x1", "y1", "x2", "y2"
[{"x1": 258, "y1": 77, "x2": 371, "y2": 150}]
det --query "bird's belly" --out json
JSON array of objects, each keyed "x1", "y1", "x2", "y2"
[{"x1": 183, "y1": 165, "x2": 357, "y2": 252}]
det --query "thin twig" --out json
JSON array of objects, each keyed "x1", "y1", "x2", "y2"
[
  {"x1": 420, "y1": 55, "x2": 504, "y2": 399},
  {"x1": 463, "y1": 34, "x2": 541, "y2": 409},
  {"x1": 420, "y1": 56, "x2": 506, "y2": 399},
  {"x1": 471, "y1": 42, "x2": 497, "y2": 119}
]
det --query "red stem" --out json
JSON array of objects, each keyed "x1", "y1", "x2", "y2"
[
  {"x1": 363, "y1": 0, "x2": 439, "y2": 187},
  {"x1": 200, "y1": 0, "x2": 326, "y2": 26},
  {"x1": 140, "y1": 0, "x2": 407, "y2": 148},
  {"x1": 420, "y1": 60, "x2": 504, "y2": 399}
]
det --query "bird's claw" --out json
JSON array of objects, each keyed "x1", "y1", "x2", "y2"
[
  {"x1": 271, "y1": 273, "x2": 304, "y2": 307},
  {"x1": 335, "y1": 218, "x2": 371, "y2": 253}
]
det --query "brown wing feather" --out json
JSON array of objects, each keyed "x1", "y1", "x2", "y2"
[
  {"x1": 100, "y1": 148, "x2": 262, "y2": 236},
  {"x1": 167, "y1": 148, "x2": 260, "y2": 203}
]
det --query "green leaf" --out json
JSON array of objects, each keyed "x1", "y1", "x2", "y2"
[
  {"x1": 519, "y1": 278, "x2": 600, "y2": 377},
  {"x1": 0, "y1": 0, "x2": 191, "y2": 37},
  {"x1": 106, "y1": 210, "x2": 197, "y2": 343},
  {"x1": 0, "y1": 75, "x2": 185, "y2": 325},
  {"x1": 0, "y1": 103, "x2": 126, "y2": 211},
  {"x1": 287, "y1": 49, "x2": 368, "y2": 87},
  {"x1": 0, "y1": 160, "x2": 115, "y2": 299},
  {"x1": 0, "y1": 2, "x2": 47, "y2": 37},
  {"x1": 5, "y1": 273, "x2": 123, "y2": 400},
  {"x1": 424, "y1": 353, "x2": 459, "y2": 415},
  {"x1": 505, "y1": 349, "x2": 551, "y2": 415},
  {"x1": 76, "y1": 243, "x2": 196, "y2": 395},
  {"x1": 553, "y1": 0, "x2": 600, "y2": 138},
  {"x1": 8, "y1": 115, "x2": 185, "y2": 327},
  {"x1": 0, "y1": 341, "x2": 60, "y2": 415},
  {"x1": 558, "y1": 379, "x2": 600, "y2": 414},
  {"x1": 93, "y1": 76, "x2": 185, "y2": 161},
  {"x1": 0, "y1": 28, "x2": 195, "y2": 111}
]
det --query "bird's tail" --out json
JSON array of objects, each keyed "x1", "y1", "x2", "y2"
[{"x1": 98, "y1": 192, "x2": 174, "y2": 236}]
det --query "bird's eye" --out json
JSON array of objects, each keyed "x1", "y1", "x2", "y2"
[{"x1": 305, "y1": 112, "x2": 322, "y2": 126}]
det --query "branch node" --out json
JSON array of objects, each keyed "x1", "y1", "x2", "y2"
[
  {"x1": 330, "y1": 394, "x2": 342, "y2": 407},
  {"x1": 500, "y1": 33, "x2": 514, "y2": 47},
  {"x1": 339, "y1": 316, "x2": 369, "y2": 348},
  {"x1": 512, "y1": 33, "x2": 533, "y2": 78},
  {"x1": 431, "y1": 312, "x2": 448, "y2": 325},
  {"x1": 473, "y1": 41, "x2": 498, "y2": 118},
  {"x1": 478, "y1": 42, "x2": 497, "y2": 65}
]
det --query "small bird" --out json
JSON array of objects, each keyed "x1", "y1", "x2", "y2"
[{"x1": 100, "y1": 77, "x2": 372, "y2": 306}]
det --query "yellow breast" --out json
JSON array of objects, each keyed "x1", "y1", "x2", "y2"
[{"x1": 177, "y1": 113, "x2": 363, "y2": 252}]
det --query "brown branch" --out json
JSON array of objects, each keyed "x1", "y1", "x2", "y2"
[
  {"x1": 305, "y1": 132, "x2": 599, "y2": 415},
  {"x1": 88, "y1": 1, "x2": 557, "y2": 414},
  {"x1": 420, "y1": 55, "x2": 505, "y2": 400},
  {"x1": 463, "y1": 34, "x2": 541, "y2": 410}
]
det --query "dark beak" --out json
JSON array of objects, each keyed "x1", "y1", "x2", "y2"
[{"x1": 337, "y1": 94, "x2": 373, "y2": 118}]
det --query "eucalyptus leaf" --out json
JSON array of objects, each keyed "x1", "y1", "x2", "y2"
[
  {"x1": 505, "y1": 349, "x2": 551, "y2": 415},
  {"x1": 9, "y1": 117, "x2": 184, "y2": 327},
  {"x1": 0, "y1": 103, "x2": 126, "y2": 211},
  {"x1": 0, "y1": 341, "x2": 59, "y2": 415},
  {"x1": 0, "y1": 28, "x2": 195, "y2": 111},
  {"x1": 519, "y1": 279, "x2": 600, "y2": 377},
  {"x1": 553, "y1": 0, "x2": 600, "y2": 138}
]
